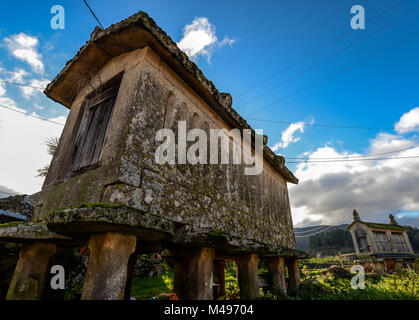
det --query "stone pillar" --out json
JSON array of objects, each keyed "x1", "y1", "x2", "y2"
[
  {"x1": 123, "y1": 252, "x2": 137, "y2": 300},
  {"x1": 373, "y1": 261, "x2": 386, "y2": 275},
  {"x1": 172, "y1": 257, "x2": 187, "y2": 299},
  {"x1": 237, "y1": 254, "x2": 259, "y2": 300},
  {"x1": 7, "y1": 242, "x2": 56, "y2": 300},
  {"x1": 267, "y1": 256, "x2": 286, "y2": 295},
  {"x1": 81, "y1": 232, "x2": 137, "y2": 300},
  {"x1": 286, "y1": 258, "x2": 300, "y2": 291},
  {"x1": 213, "y1": 260, "x2": 226, "y2": 298},
  {"x1": 184, "y1": 247, "x2": 215, "y2": 300}
]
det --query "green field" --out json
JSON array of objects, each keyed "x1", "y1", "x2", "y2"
[{"x1": 130, "y1": 258, "x2": 419, "y2": 300}]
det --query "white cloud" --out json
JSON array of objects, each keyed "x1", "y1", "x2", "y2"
[
  {"x1": 177, "y1": 17, "x2": 235, "y2": 61},
  {"x1": 20, "y1": 78, "x2": 49, "y2": 99},
  {"x1": 271, "y1": 121, "x2": 306, "y2": 151},
  {"x1": 290, "y1": 144, "x2": 419, "y2": 228},
  {"x1": 4, "y1": 33, "x2": 44, "y2": 74},
  {"x1": 395, "y1": 107, "x2": 419, "y2": 134},
  {"x1": 0, "y1": 100, "x2": 66, "y2": 194},
  {"x1": 217, "y1": 36, "x2": 235, "y2": 47},
  {"x1": 369, "y1": 132, "x2": 415, "y2": 155},
  {"x1": 8, "y1": 68, "x2": 29, "y2": 83},
  {"x1": 0, "y1": 82, "x2": 6, "y2": 96},
  {"x1": 0, "y1": 96, "x2": 18, "y2": 108},
  {"x1": 290, "y1": 108, "x2": 419, "y2": 228},
  {"x1": 289, "y1": 136, "x2": 419, "y2": 228},
  {"x1": 0, "y1": 66, "x2": 48, "y2": 99},
  {"x1": 0, "y1": 185, "x2": 20, "y2": 198}
]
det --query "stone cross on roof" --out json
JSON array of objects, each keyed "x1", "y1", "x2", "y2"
[
  {"x1": 388, "y1": 214, "x2": 398, "y2": 225},
  {"x1": 353, "y1": 209, "x2": 361, "y2": 222}
]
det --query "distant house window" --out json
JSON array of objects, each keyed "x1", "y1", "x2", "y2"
[
  {"x1": 354, "y1": 228, "x2": 369, "y2": 253},
  {"x1": 373, "y1": 231, "x2": 391, "y2": 252},
  {"x1": 71, "y1": 78, "x2": 121, "y2": 174},
  {"x1": 391, "y1": 232, "x2": 409, "y2": 252}
]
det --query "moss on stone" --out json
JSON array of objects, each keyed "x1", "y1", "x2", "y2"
[
  {"x1": 364, "y1": 222, "x2": 406, "y2": 231},
  {"x1": 208, "y1": 230, "x2": 228, "y2": 244},
  {"x1": 0, "y1": 221, "x2": 26, "y2": 228}
]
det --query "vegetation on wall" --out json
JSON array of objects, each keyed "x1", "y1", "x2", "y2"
[{"x1": 37, "y1": 137, "x2": 59, "y2": 177}]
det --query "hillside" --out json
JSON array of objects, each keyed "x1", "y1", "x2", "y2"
[
  {"x1": 294, "y1": 224, "x2": 349, "y2": 252},
  {"x1": 295, "y1": 224, "x2": 419, "y2": 256}
]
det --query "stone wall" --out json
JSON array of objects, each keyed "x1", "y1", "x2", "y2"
[{"x1": 35, "y1": 47, "x2": 296, "y2": 249}]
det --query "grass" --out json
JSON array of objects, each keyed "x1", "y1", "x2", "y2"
[
  {"x1": 292, "y1": 257, "x2": 419, "y2": 300},
  {"x1": 295, "y1": 267, "x2": 419, "y2": 300},
  {"x1": 128, "y1": 257, "x2": 419, "y2": 300},
  {"x1": 131, "y1": 270, "x2": 173, "y2": 300}
]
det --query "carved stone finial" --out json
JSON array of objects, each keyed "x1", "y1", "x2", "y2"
[
  {"x1": 389, "y1": 214, "x2": 398, "y2": 225},
  {"x1": 353, "y1": 209, "x2": 361, "y2": 222}
]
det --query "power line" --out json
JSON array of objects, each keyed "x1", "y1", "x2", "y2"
[
  {"x1": 245, "y1": 30, "x2": 419, "y2": 117},
  {"x1": 0, "y1": 79, "x2": 45, "y2": 90},
  {"x1": 236, "y1": 0, "x2": 407, "y2": 99},
  {"x1": 236, "y1": 7, "x2": 419, "y2": 110},
  {"x1": 83, "y1": 0, "x2": 104, "y2": 29},
  {"x1": 285, "y1": 146, "x2": 417, "y2": 160},
  {"x1": 246, "y1": 117, "x2": 419, "y2": 131},
  {"x1": 0, "y1": 104, "x2": 65, "y2": 126},
  {"x1": 288, "y1": 155, "x2": 419, "y2": 164},
  {"x1": 294, "y1": 149, "x2": 419, "y2": 237},
  {"x1": 294, "y1": 225, "x2": 332, "y2": 234}
]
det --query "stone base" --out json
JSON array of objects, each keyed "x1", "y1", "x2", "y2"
[
  {"x1": 267, "y1": 256, "x2": 286, "y2": 295},
  {"x1": 213, "y1": 260, "x2": 226, "y2": 298},
  {"x1": 286, "y1": 258, "x2": 300, "y2": 292},
  {"x1": 7, "y1": 242, "x2": 56, "y2": 300},
  {"x1": 81, "y1": 232, "x2": 137, "y2": 300},
  {"x1": 237, "y1": 254, "x2": 259, "y2": 300},
  {"x1": 183, "y1": 247, "x2": 215, "y2": 300},
  {"x1": 373, "y1": 261, "x2": 386, "y2": 275}
]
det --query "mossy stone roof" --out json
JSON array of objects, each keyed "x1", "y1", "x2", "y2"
[
  {"x1": 43, "y1": 11, "x2": 298, "y2": 184},
  {"x1": 348, "y1": 220, "x2": 407, "y2": 231}
]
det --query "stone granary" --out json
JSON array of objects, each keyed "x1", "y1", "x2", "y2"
[
  {"x1": 0, "y1": 11, "x2": 305, "y2": 300},
  {"x1": 348, "y1": 210, "x2": 415, "y2": 273}
]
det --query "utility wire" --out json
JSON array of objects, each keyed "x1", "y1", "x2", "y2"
[
  {"x1": 0, "y1": 79, "x2": 45, "y2": 90},
  {"x1": 245, "y1": 30, "x2": 419, "y2": 117},
  {"x1": 294, "y1": 225, "x2": 332, "y2": 234},
  {"x1": 236, "y1": 8, "x2": 419, "y2": 110},
  {"x1": 83, "y1": 0, "x2": 104, "y2": 29},
  {"x1": 294, "y1": 149, "x2": 419, "y2": 237},
  {"x1": 288, "y1": 155, "x2": 419, "y2": 164},
  {"x1": 285, "y1": 146, "x2": 417, "y2": 160},
  {"x1": 0, "y1": 104, "x2": 65, "y2": 126},
  {"x1": 247, "y1": 117, "x2": 419, "y2": 131},
  {"x1": 236, "y1": 0, "x2": 407, "y2": 99}
]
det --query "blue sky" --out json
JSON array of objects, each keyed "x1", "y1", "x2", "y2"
[{"x1": 0, "y1": 0, "x2": 418, "y2": 228}]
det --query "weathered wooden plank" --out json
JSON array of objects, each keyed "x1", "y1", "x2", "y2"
[
  {"x1": 78, "y1": 105, "x2": 102, "y2": 169},
  {"x1": 71, "y1": 86, "x2": 118, "y2": 173},
  {"x1": 91, "y1": 95, "x2": 116, "y2": 165},
  {"x1": 71, "y1": 102, "x2": 90, "y2": 172},
  {"x1": 86, "y1": 86, "x2": 119, "y2": 109}
]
